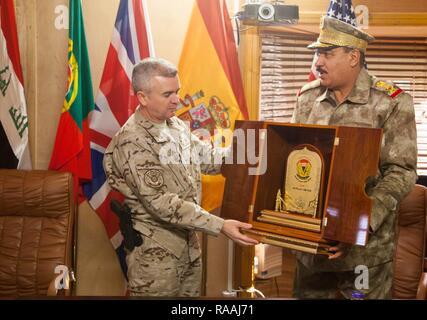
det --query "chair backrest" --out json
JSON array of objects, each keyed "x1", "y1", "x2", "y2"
[
  {"x1": 393, "y1": 184, "x2": 427, "y2": 299},
  {"x1": 0, "y1": 170, "x2": 75, "y2": 297}
]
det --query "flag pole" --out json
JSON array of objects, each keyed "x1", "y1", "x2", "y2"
[{"x1": 141, "y1": 0, "x2": 155, "y2": 57}]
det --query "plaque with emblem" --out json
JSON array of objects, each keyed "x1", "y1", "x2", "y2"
[
  {"x1": 257, "y1": 144, "x2": 325, "y2": 236},
  {"x1": 220, "y1": 120, "x2": 382, "y2": 255},
  {"x1": 283, "y1": 145, "x2": 323, "y2": 217}
]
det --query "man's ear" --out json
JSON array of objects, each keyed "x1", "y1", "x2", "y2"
[
  {"x1": 349, "y1": 49, "x2": 360, "y2": 68},
  {"x1": 137, "y1": 91, "x2": 148, "y2": 106}
]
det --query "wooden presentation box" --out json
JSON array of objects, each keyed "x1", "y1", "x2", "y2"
[{"x1": 220, "y1": 120, "x2": 382, "y2": 255}]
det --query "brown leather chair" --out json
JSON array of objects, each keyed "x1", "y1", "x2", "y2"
[
  {"x1": 0, "y1": 170, "x2": 76, "y2": 297},
  {"x1": 393, "y1": 184, "x2": 427, "y2": 299}
]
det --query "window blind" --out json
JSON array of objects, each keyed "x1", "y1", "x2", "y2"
[
  {"x1": 259, "y1": 31, "x2": 427, "y2": 175},
  {"x1": 259, "y1": 31, "x2": 316, "y2": 122}
]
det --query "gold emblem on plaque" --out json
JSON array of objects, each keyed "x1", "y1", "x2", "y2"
[
  {"x1": 259, "y1": 144, "x2": 324, "y2": 233},
  {"x1": 284, "y1": 146, "x2": 322, "y2": 217},
  {"x1": 276, "y1": 146, "x2": 323, "y2": 218}
]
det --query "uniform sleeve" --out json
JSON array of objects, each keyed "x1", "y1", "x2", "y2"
[
  {"x1": 368, "y1": 93, "x2": 418, "y2": 232},
  {"x1": 111, "y1": 140, "x2": 225, "y2": 236},
  {"x1": 190, "y1": 132, "x2": 231, "y2": 175},
  {"x1": 291, "y1": 98, "x2": 302, "y2": 124},
  {"x1": 291, "y1": 80, "x2": 321, "y2": 124},
  {"x1": 103, "y1": 138, "x2": 135, "y2": 199}
]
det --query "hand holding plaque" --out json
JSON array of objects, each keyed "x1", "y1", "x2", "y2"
[{"x1": 222, "y1": 121, "x2": 382, "y2": 255}]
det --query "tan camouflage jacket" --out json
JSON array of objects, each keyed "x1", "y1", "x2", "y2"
[
  {"x1": 103, "y1": 107, "x2": 225, "y2": 262},
  {"x1": 292, "y1": 68, "x2": 418, "y2": 270}
]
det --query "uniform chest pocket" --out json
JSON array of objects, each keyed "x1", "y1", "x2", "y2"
[
  {"x1": 177, "y1": 134, "x2": 193, "y2": 165},
  {"x1": 338, "y1": 120, "x2": 374, "y2": 128},
  {"x1": 330, "y1": 107, "x2": 375, "y2": 128}
]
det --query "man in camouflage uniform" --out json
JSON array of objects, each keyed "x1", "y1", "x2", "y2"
[
  {"x1": 291, "y1": 16, "x2": 417, "y2": 299},
  {"x1": 103, "y1": 58, "x2": 258, "y2": 297}
]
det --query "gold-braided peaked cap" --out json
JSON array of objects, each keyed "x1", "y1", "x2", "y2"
[{"x1": 308, "y1": 16, "x2": 375, "y2": 53}]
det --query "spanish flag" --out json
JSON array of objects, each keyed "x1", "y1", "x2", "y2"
[
  {"x1": 49, "y1": 0, "x2": 94, "y2": 201},
  {"x1": 178, "y1": 0, "x2": 248, "y2": 212}
]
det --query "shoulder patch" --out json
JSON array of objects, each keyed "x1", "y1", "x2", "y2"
[
  {"x1": 144, "y1": 169, "x2": 164, "y2": 189},
  {"x1": 298, "y1": 79, "x2": 321, "y2": 96},
  {"x1": 373, "y1": 80, "x2": 403, "y2": 99}
]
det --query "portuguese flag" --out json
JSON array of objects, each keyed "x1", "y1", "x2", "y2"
[
  {"x1": 49, "y1": 0, "x2": 94, "y2": 200},
  {"x1": 178, "y1": 0, "x2": 248, "y2": 212}
]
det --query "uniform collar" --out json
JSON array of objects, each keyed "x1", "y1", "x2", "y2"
[
  {"x1": 347, "y1": 68, "x2": 371, "y2": 104},
  {"x1": 134, "y1": 106, "x2": 175, "y2": 143},
  {"x1": 315, "y1": 68, "x2": 371, "y2": 105},
  {"x1": 315, "y1": 88, "x2": 330, "y2": 103}
]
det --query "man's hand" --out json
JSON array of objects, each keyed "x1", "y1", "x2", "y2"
[
  {"x1": 221, "y1": 220, "x2": 259, "y2": 246},
  {"x1": 327, "y1": 242, "x2": 351, "y2": 260}
]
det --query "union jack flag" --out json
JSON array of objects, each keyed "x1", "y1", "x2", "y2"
[
  {"x1": 308, "y1": 0, "x2": 358, "y2": 81},
  {"x1": 83, "y1": 0, "x2": 154, "y2": 274}
]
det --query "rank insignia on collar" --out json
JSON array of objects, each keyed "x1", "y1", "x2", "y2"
[{"x1": 374, "y1": 80, "x2": 403, "y2": 98}]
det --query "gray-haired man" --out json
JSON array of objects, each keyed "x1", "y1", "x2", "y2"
[{"x1": 104, "y1": 57, "x2": 258, "y2": 297}]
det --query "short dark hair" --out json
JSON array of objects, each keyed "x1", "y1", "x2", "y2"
[{"x1": 132, "y1": 57, "x2": 178, "y2": 93}]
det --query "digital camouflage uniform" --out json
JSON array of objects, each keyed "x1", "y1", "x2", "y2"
[
  {"x1": 103, "y1": 106, "x2": 226, "y2": 297},
  {"x1": 291, "y1": 68, "x2": 418, "y2": 299}
]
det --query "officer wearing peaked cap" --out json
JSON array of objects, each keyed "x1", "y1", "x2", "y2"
[
  {"x1": 291, "y1": 15, "x2": 417, "y2": 299},
  {"x1": 307, "y1": 15, "x2": 375, "y2": 52}
]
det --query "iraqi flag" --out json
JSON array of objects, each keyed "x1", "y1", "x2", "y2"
[{"x1": 0, "y1": 0, "x2": 32, "y2": 169}]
